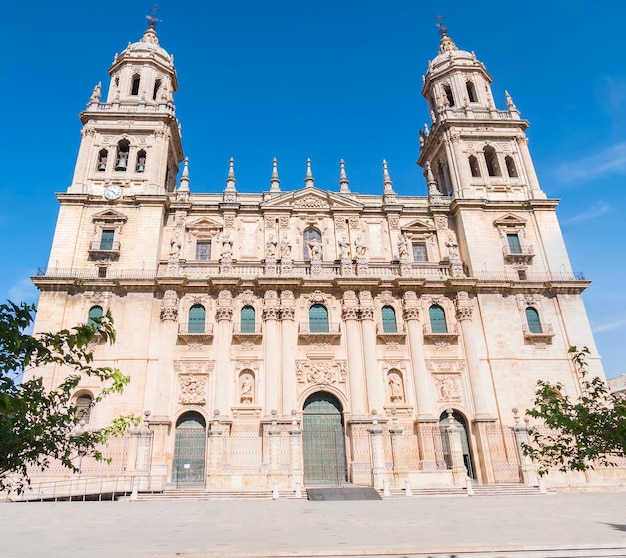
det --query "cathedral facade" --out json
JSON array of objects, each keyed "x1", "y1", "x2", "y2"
[{"x1": 30, "y1": 21, "x2": 616, "y2": 494}]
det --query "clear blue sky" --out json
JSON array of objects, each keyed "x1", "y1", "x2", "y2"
[{"x1": 2, "y1": 1, "x2": 625, "y2": 376}]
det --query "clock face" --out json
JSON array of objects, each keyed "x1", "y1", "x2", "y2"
[{"x1": 104, "y1": 185, "x2": 123, "y2": 200}]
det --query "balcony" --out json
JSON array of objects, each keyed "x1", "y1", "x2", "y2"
[
  {"x1": 502, "y1": 244, "x2": 534, "y2": 264},
  {"x1": 522, "y1": 323, "x2": 555, "y2": 343},
  {"x1": 232, "y1": 323, "x2": 263, "y2": 342},
  {"x1": 88, "y1": 240, "x2": 121, "y2": 258},
  {"x1": 298, "y1": 322, "x2": 341, "y2": 343},
  {"x1": 177, "y1": 322, "x2": 214, "y2": 343},
  {"x1": 376, "y1": 322, "x2": 407, "y2": 342},
  {"x1": 423, "y1": 322, "x2": 460, "y2": 341}
]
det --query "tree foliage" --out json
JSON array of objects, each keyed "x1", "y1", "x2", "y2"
[
  {"x1": 0, "y1": 301, "x2": 132, "y2": 493},
  {"x1": 523, "y1": 346, "x2": 626, "y2": 476}
]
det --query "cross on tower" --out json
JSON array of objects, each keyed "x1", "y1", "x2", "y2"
[
  {"x1": 434, "y1": 13, "x2": 448, "y2": 38},
  {"x1": 146, "y1": 5, "x2": 162, "y2": 29}
]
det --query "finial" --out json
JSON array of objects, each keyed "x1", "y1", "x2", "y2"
[
  {"x1": 269, "y1": 158, "x2": 281, "y2": 192},
  {"x1": 426, "y1": 161, "x2": 442, "y2": 196},
  {"x1": 176, "y1": 158, "x2": 190, "y2": 201},
  {"x1": 434, "y1": 13, "x2": 448, "y2": 38},
  {"x1": 505, "y1": 90, "x2": 518, "y2": 111},
  {"x1": 146, "y1": 5, "x2": 162, "y2": 29},
  {"x1": 304, "y1": 158, "x2": 314, "y2": 188},
  {"x1": 89, "y1": 82, "x2": 102, "y2": 104},
  {"x1": 382, "y1": 160, "x2": 394, "y2": 194},
  {"x1": 339, "y1": 159, "x2": 350, "y2": 193},
  {"x1": 435, "y1": 13, "x2": 457, "y2": 53},
  {"x1": 225, "y1": 157, "x2": 236, "y2": 192}
]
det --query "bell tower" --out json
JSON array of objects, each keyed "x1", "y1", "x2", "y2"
[
  {"x1": 68, "y1": 15, "x2": 183, "y2": 198},
  {"x1": 417, "y1": 22, "x2": 545, "y2": 201}
]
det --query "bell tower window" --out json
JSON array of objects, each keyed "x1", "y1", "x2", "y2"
[
  {"x1": 443, "y1": 85, "x2": 455, "y2": 107},
  {"x1": 466, "y1": 81, "x2": 477, "y2": 103},
  {"x1": 484, "y1": 146, "x2": 501, "y2": 177},
  {"x1": 468, "y1": 155, "x2": 480, "y2": 177},
  {"x1": 115, "y1": 140, "x2": 130, "y2": 171},
  {"x1": 153, "y1": 79, "x2": 162, "y2": 101},
  {"x1": 131, "y1": 74, "x2": 141, "y2": 96},
  {"x1": 505, "y1": 156, "x2": 518, "y2": 178},
  {"x1": 97, "y1": 149, "x2": 108, "y2": 172},
  {"x1": 136, "y1": 150, "x2": 146, "y2": 173}
]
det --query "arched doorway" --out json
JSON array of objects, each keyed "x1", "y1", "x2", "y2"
[
  {"x1": 439, "y1": 410, "x2": 475, "y2": 479},
  {"x1": 303, "y1": 392, "x2": 347, "y2": 485},
  {"x1": 173, "y1": 412, "x2": 207, "y2": 487}
]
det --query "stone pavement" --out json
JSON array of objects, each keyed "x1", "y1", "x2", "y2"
[{"x1": 2, "y1": 492, "x2": 626, "y2": 557}]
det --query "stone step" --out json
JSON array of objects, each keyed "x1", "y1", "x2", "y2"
[{"x1": 134, "y1": 488, "x2": 308, "y2": 501}]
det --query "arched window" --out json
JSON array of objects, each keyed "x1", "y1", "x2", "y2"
[
  {"x1": 240, "y1": 305, "x2": 256, "y2": 333},
  {"x1": 468, "y1": 155, "x2": 481, "y2": 177},
  {"x1": 505, "y1": 156, "x2": 518, "y2": 178},
  {"x1": 115, "y1": 139, "x2": 130, "y2": 171},
  {"x1": 443, "y1": 84, "x2": 455, "y2": 107},
  {"x1": 152, "y1": 79, "x2": 162, "y2": 101},
  {"x1": 75, "y1": 393, "x2": 93, "y2": 424},
  {"x1": 188, "y1": 304, "x2": 206, "y2": 334},
  {"x1": 88, "y1": 306, "x2": 103, "y2": 329},
  {"x1": 131, "y1": 74, "x2": 141, "y2": 96},
  {"x1": 309, "y1": 304, "x2": 329, "y2": 333},
  {"x1": 136, "y1": 150, "x2": 146, "y2": 173},
  {"x1": 303, "y1": 227, "x2": 322, "y2": 261},
  {"x1": 484, "y1": 146, "x2": 501, "y2": 177},
  {"x1": 466, "y1": 81, "x2": 477, "y2": 103},
  {"x1": 97, "y1": 149, "x2": 108, "y2": 171},
  {"x1": 525, "y1": 307, "x2": 542, "y2": 334},
  {"x1": 381, "y1": 306, "x2": 398, "y2": 333},
  {"x1": 429, "y1": 305, "x2": 447, "y2": 334}
]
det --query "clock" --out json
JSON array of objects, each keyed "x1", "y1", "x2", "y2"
[{"x1": 104, "y1": 185, "x2": 123, "y2": 200}]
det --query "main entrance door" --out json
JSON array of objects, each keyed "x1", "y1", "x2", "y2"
[
  {"x1": 173, "y1": 412, "x2": 207, "y2": 487},
  {"x1": 439, "y1": 410, "x2": 475, "y2": 479},
  {"x1": 303, "y1": 392, "x2": 347, "y2": 484}
]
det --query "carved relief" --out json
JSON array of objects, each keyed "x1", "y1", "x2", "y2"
[
  {"x1": 178, "y1": 375, "x2": 207, "y2": 405},
  {"x1": 279, "y1": 216, "x2": 290, "y2": 228},
  {"x1": 388, "y1": 215, "x2": 400, "y2": 230},
  {"x1": 434, "y1": 215, "x2": 448, "y2": 230},
  {"x1": 379, "y1": 291, "x2": 395, "y2": 305},
  {"x1": 387, "y1": 370, "x2": 404, "y2": 403},
  {"x1": 239, "y1": 290, "x2": 256, "y2": 305},
  {"x1": 309, "y1": 290, "x2": 328, "y2": 304},
  {"x1": 348, "y1": 216, "x2": 360, "y2": 229},
  {"x1": 223, "y1": 214, "x2": 235, "y2": 228},
  {"x1": 434, "y1": 375, "x2": 462, "y2": 402},
  {"x1": 425, "y1": 359, "x2": 466, "y2": 373},
  {"x1": 455, "y1": 291, "x2": 473, "y2": 321},
  {"x1": 293, "y1": 195, "x2": 328, "y2": 209},
  {"x1": 239, "y1": 342, "x2": 255, "y2": 351},
  {"x1": 239, "y1": 372, "x2": 255, "y2": 404},
  {"x1": 295, "y1": 360, "x2": 347, "y2": 385},
  {"x1": 215, "y1": 307, "x2": 233, "y2": 321},
  {"x1": 160, "y1": 290, "x2": 179, "y2": 321}
]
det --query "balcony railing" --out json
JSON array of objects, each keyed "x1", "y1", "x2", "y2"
[
  {"x1": 88, "y1": 241, "x2": 121, "y2": 256},
  {"x1": 232, "y1": 323, "x2": 263, "y2": 341},
  {"x1": 522, "y1": 323, "x2": 555, "y2": 341},
  {"x1": 423, "y1": 322, "x2": 460, "y2": 340},
  {"x1": 298, "y1": 322, "x2": 341, "y2": 341},
  {"x1": 502, "y1": 244, "x2": 534, "y2": 262},
  {"x1": 375, "y1": 322, "x2": 407, "y2": 340},
  {"x1": 177, "y1": 322, "x2": 213, "y2": 343}
]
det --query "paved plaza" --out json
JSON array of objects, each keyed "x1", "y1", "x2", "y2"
[{"x1": 2, "y1": 492, "x2": 626, "y2": 557}]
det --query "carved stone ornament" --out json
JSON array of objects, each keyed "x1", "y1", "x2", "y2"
[
  {"x1": 296, "y1": 360, "x2": 347, "y2": 385},
  {"x1": 434, "y1": 341, "x2": 451, "y2": 351},
  {"x1": 280, "y1": 306, "x2": 295, "y2": 320},
  {"x1": 265, "y1": 215, "x2": 276, "y2": 228},
  {"x1": 379, "y1": 291, "x2": 395, "y2": 305},
  {"x1": 342, "y1": 306, "x2": 359, "y2": 321},
  {"x1": 179, "y1": 375, "x2": 207, "y2": 405},
  {"x1": 309, "y1": 290, "x2": 328, "y2": 304},
  {"x1": 239, "y1": 342, "x2": 255, "y2": 351},
  {"x1": 403, "y1": 290, "x2": 418, "y2": 301},
  {"x1": 279, "y1": 216, "x2": 290, "y2": 228},
  {"x1": 263, "y1": 306, "x2": 280, "y2": 320},
  {"x1": 360, "y1": 307, "x2": 374, "y2": 320},
  {"x1": 215, "y1": 307, "x2": 233, "y2": 321},
  {"x1": 160, "y1": 290, "x2": 179, "y2": 321},
  {"x1": 281, "y1": 290, "x2": 294, "y2": 301},
  {"x1": 455, "y1": 291, "x2": 473, "y2": 321},
  {"x1": 348, "y1": 216, "x2": 360, "y2": 229},
  {"x1": 425, "y1": 359, "x2": 466, "y2": 373},
  {"x1": 239, "y1": 290, "x2": 256, "y2": 305},
  {"x1": 223, "y1": 214, "x2": 235, "y2": 228},
  {"x1": 385, "y1": 342, "x2": 400, "y2": 351},
  {"x1": 434, "y1": 215, "x2": 448, "y2": 230},
  {"x1": 403, "y1": 307, "x2": 420, "y2": 321},
  {"x1": 239, "y1": 373, "x2": 254, "y2": 404},
  {"x1": 293, "y1": 195, "x2": 329, "y2": 209},
  {"x1": 218, "y1": 289, "x2": 232, "y2": 301},
  {"x1": 388, "y1": 215, "x2": 400, "y2": 230},
  {"x1": 387, "y1": 371, "x2": 405, "y2": 403},
  {"x1": 334, "y1": 216, "x2": 346, "y2": 230}
]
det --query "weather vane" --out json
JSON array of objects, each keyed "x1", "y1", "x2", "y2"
[
  {"x1": 146, "y1": 5, "x2": 162, "y2": 29},
  {"x1": 434, "y1": 13, "x2": 448, "y2": 38}
]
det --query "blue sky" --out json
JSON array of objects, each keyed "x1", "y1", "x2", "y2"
[{"x1": 2, "y1": 1, "x2": 625, "y2": 376}]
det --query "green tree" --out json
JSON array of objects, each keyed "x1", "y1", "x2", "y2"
[
  {"x1": 0, "y1": 301, "x2": 131, "y2": 493},
  {"x1": 523, "y1": 346, "x2": 626, "y2": 476}
]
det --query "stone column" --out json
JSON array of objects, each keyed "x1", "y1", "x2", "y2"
[
  {"x1": 288, "y1": 414, "x2": 304, "y2": 490},
  {"x1": 516, "y1": 135, "x2": 544, "y2": 198},
  {"x1": 403, "y1": 291, "x2": 438, "y2": 471},
  {"x1": 359, "y1": 291, "x2": 384, "y2": 413},
  {"x1": 280, "y1": 291, "x2": 297, "y2": 413},
  {"x1": 214, "y1": 290, "x2": 234, "y2": 414},
  {"x1": 368, "y1": 415, "x2": 387, "y2": 489},
  {"x1": 443, "y1": 134, "x2": 461, "y2": 196},
  {"x1": 207, "y1": 417, "x2": 229, "y2": 488},
  {"x1": 263, "y1": 290, "x2": 281, "y2": 414},
  {"x1": 513, "y1": 410, "x2": 538, "y2": 486},
  {"x1": 389, "y1": 426, "x2": 405, "y2": 484},
  {"x1": 450, "y1": 131, "x2": 470, "y2": 197},
  {"x1": 342, "y1": 291, "x2": 367, "y2": 416}
]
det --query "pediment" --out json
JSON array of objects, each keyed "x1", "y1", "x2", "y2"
[
  {"x1": 261, "y1": 187, "x2": 363, "y2": 211},
  {"x1": 402, "y1": 218, "x2": 436, "y2": 233},
  {"x1": 92, "y1": 209, "x2": 127, "y2": 223},
  {"x1": 493, "y1": 213, "x2": 527, "y2": 228},
  {"x1": 185, "y1": 217, "x2": 222, "y2": 230}
]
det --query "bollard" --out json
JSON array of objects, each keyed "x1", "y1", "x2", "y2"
[
  {"x1": 466, "y1": 476, "x2": 474, "y2": 496},
  {"x1": 383, "y1": 479, "x2": 390, "y2": 497},
  {"x1": 404, "y1": 478, "x2": 412, "y2": 497},
  {"x1": 272, "y1": 481, "x2": 279, "y2": 500},
  {"x1": 295, "y1": 481, "x2": 302, "y2": 498}
]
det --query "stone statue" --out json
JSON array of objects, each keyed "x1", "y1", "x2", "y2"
[
  {"x1": 169, "y1": 233, "x2": 181, "y2": 257},
  {"x1": 338, "y1": 234, "x2": 350, "y2": 260},
  {"x1": 446, "y1": 236, "x2": 459, "y2": 260},
  {"x1": 240, "y1": 374, "x2": 253, "y2": 404},
  {"x1": 307, "y1": 238, "x2": 322, "y2": 261},
  {"x1": 354, "y1": 234, "x2": 367, "y2": 259},
  {"x1": 280, "y1": 233, "x2": 292, "y2": 259},
  {"x1": 265, "y1": 234, "x2": 277, "y2": 258},
  {"x1": 221, "y1": 231, "x2": 233, "y2": 258},
  {"x1": 398, "y1": 233, "x2": 410, "y2": 260},
  {"x1": 388, "y1": 373, "x2": 403, "y2": 402}
]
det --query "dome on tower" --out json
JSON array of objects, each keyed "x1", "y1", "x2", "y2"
[
  {"x1": 115, "y1": 26, "x2": 174, "y2": 70},
  {"x1": 425, "y1": 27, "x2": 488, "y2": 80}
]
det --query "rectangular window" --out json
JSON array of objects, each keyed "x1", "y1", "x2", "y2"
[
  {"x1": 100, "y1": 229, "x2": 114, "y2": 251},
  {"x1": 507, "y1": 233, "x2": 522, "y2": 254},
  {"x1": 196, "y1": 241, "x2": 211, "y2": 260},
  {"x1": 412, "y1": 243, "x2": 428, "y2": 262},
  {"x1": 98, "y1": 267, "x2": 107, "y2": 278}
]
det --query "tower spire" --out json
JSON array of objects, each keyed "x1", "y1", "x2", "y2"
[
  {"x1": 304, "y1": 158, "x2": 315, "y2": 188},
  {"x1": 225, "y1": 158, "x2": 236, "y2": 192},
  {"x1": 382, "y1": 160, "x2": 394, "y2": 194},
  {"x1": 270, "y1": 158, "x2": 281, "y2": 192},
  {"x1": 339, "y1": 159, "x2": 350, "y2": 193}
]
